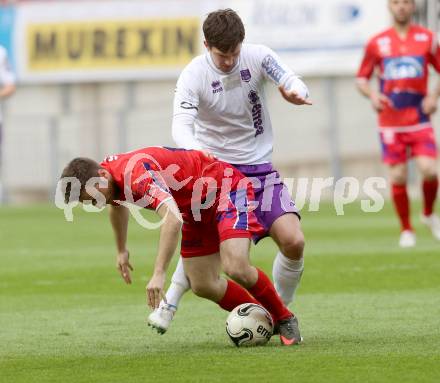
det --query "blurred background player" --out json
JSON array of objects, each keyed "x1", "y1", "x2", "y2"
[
  {"x1": 60, "y1": 147, "x2": 302, "y2": 345},
  {"x1": 356, "y1": 0, "x2": 440, "y2": 247},
  {"x1": 148, "y1": 9, "x2": 311, "y2": 334},
  {"x1": 0, "y1": 44, "x2": 16, "y2": 203}
]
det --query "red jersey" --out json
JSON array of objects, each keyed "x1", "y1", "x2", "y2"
[
  {"x1": 357, "y1": 24, "x2": 440, "y2": 130},
  {"x1": 100, "y1": 147, "x2": 244, "y2": 215}
]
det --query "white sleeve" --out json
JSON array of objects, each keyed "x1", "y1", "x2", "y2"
[
  {"x1": 172, "y1": 66, "x2": 202, "y2": 150},
  {"x1": 172, "y1": 113, "x2": 202, "y2": 150},
  {"x1": 258, "y1": 45, "x2": 309, "y2": 99}
]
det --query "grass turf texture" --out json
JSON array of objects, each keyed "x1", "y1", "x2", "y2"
[{"x1": 1, "y1": 203, "x2": 439, "y2": 383}]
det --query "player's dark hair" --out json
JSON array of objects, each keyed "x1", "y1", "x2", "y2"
[
  {"x1": 203, "y1": 9, "x2": 245, "y2": 52},
  {"x1": 60, "y1": 157, "x2": 100, "y2": 203}
]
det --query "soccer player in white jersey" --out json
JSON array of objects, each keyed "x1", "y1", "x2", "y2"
[{"x1": 148, "y1": 9, "x2": 311, "y2": 339}]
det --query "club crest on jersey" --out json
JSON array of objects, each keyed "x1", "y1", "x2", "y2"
[
  {"x1": 383, "y1": 56, "x2": 424, "y2": 80},
  {"x1": 211, "y1": 80, "x2": 223, "y2": 94},
  {"x1": 377, "y1": 37, "x2": 391, "y2": 56},
  {"x1": 240, "y1": 69, "x2": 252, "y2": 82}
]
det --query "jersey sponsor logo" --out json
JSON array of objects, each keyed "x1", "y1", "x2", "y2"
[
  {"x1": 248, "y1": 90, "x2": 259, "y2": 104},
  {"x1": 180, "y1": 101, "x2": 198, "y2": 110},
  {"x1": 262, "y1": 54, "x2": 286, "y2": 83},
  {"x1": 383, "y1": 56, "x2": 424, "y2": 80},
  {"x1": 240, "y1": 69, "x2": 251, "y2": 82},
  {"x1": 211, "y1": 80, "x2": 223, "y2": 94},
  {"x1": 414, "y1": 33, "x2": 428, "y2": 42},
  {"x1": 248, "y1": 90, "x2": 264, "y2": 137}
]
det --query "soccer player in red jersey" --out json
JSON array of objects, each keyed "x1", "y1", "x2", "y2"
[
  {"x1": 60, "y1": 147, "x2": 302, "y2": 345},
  {"x1": 356, "y1": 0, "x2": 440, "y2": 247}
]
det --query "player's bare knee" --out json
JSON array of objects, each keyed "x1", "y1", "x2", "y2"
[
  {"x1": 389, "y1": 167, "x2": 407, "y2": 184},
  {"x1": 390, "y1": 174, "x2": 407, "y2": 185},
  {"x1": 279, "y1": 231, "x2": 305, "y2": 261},
  {"x1": 225, "y1": 269, "x2": 254, "y2": 287},
  {"x1": 222, "y1": 260, "x2": 253, "y2": 286},
  {"x1": 190, "y1": 281, "x2": 216, "y2": 299},
  {"x1": 420, "y1": 165, "x2": 437, "y2": 180}
]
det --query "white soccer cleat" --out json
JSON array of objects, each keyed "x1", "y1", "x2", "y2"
[
  {"x1": 420, "y1": 213, "x2": 440, "y2": 240},
  {"x1": 399, "y1": 230, "x2": 416, "y2": 248},
  {"x1": 147, "y1": 304, "x2": 176, "y2": 334}
]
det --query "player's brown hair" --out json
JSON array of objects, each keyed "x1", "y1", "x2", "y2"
[
  {"x1": 60, "y1": 157, "x2": 100, "y2": 203},
  {"x1": 203, "y1": 9, "x2": 245, "y2": 52}
]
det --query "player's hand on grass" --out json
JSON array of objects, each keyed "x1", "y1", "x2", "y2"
[
  {"x1": 370, "y1": 92, "x2": 393, "y2": 112},
  {"x1": 278, "y1": 85, "x2": 312, "y2": 105},
  {"x1": 146, "y1": 272, "x2": 166, "y2": 309},
  {"x1": 116, "y1": 250, "x2": 133, "y2": 284},
  {"x1": 422, "y1": 94, "x2": 438, "y2": 115}
]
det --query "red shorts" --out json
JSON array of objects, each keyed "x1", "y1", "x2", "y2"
[
  {"x1": 379, "y1": 127, "x2": 438, "y2": 165},
  {"x1": 180, "y1": 187, "x2": 265, "y2": 258}
]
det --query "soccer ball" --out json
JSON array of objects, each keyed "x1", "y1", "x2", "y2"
[{"x1": 225, "y1": 303, "x2": 274, "y2": 347}]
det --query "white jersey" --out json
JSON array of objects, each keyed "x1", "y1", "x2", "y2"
[
  {"x1": 0, "y1": 46, "x2": 16, "y2": 123},
  {"x1": 172, "y1": 43, "x2": 308, "y2": 164}
]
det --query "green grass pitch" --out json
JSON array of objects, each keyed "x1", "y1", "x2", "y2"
[{"x1": 1, "y1": 203, "x2": 439, "y2": 382}]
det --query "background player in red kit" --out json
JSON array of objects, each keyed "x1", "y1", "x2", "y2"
[
  {"x1": 60, "y1": 147, "x2": 302, "y2": 345},
  {"x1": 356, "y1": 0, "x2": 440, "y2": 247}
]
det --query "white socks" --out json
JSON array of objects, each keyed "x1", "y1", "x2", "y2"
[
  {"x1": 272, "y1": 251, "x2": 304, "y2": 306},
  {"x1": 160, "y1": 252, "x2": 304, "y2": 310},
  {"x1": 160, "y1": 257, "x2": 190, "y2": 309}
]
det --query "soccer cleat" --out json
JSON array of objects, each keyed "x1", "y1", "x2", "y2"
[
  {"x1": 399, "y1": 230, "x2": 416, "y2": 248},
  {"x1": 420, "y1": 213, "x2": 440, "y2": 240},
  {"x1": 277, "y1": 315, "x2": 303, "y2": 346},
  {"x1": 147, "y1": 303, "x2": 176, "y2": 334}
]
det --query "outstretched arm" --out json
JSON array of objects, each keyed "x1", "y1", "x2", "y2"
[
  {"x1": 146, "y1": 199, "x2": 183, "y2": 309},
  {"x1": 278, "y1": 83, "x2": 312, "y2": 105},
  {"x1": 109, "y1": 204, "x2": 133, "y2": 284},
  {"x1": 258, "y1": 45, "x2": 311, "y2": 105}
]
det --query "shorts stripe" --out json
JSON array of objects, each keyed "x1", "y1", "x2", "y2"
[{"x1": 230, "y1": 190, "x2": 249, "y2": 231}]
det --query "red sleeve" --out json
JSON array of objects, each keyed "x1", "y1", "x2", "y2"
[
  {"x1": 131, "y1": 168, "x2": 172, "y2": 211},
  {"x1": 357, "y1": 39, "x2": 379, "y2": 80},
  {"x1": 428, "y1": 32, "x2": 440, "y2": 73}
]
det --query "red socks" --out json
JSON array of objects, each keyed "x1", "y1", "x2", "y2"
[
  {"x1": 422, "y1": 178, "x2": 438, "y2": 216},
  {"x1": 218, "y1": 270, "x2": 292, "y2": 323},
  {"x1": 247, "y1": 268, "x2": 291, "y2": 322},
  {"x1": 218, "y1": 280, "x2": 259, "y2": 312},
  {"x1": 391, "y1": 183, "x2": 412, "y2": 231}
]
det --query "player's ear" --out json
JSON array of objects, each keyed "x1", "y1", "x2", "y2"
[
  {"x1": 97, "y1": 168, "x2": 111, "y2": 180},
  {"x1": 204, "y1": 40, "x2": 209, "y2": 49}
]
